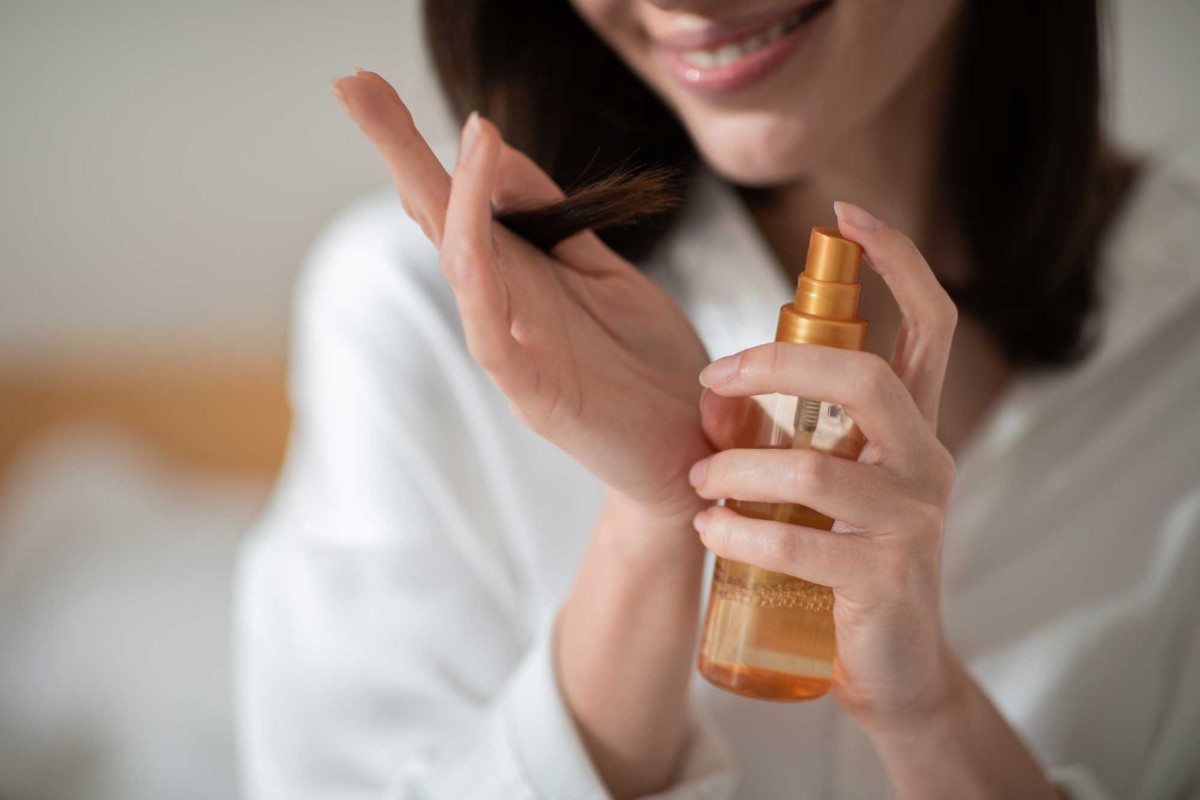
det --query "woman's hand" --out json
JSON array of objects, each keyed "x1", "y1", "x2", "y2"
[
  {"x1": 688, "y1": 202, "x2": 962, "y2": 729},
  {"x1": 693, "y1": 208, "x2": 1062, "y2": 797},
  {"x1": 332, "y1": 71, "x2": 713, "y2": 529},
  {"x1": 333, "y1": 71, "x2": 717, "y2": 798}
]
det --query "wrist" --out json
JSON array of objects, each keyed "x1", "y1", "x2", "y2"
[
  {"x1": 600, "y1": 490, "x2": 709, "y2": 566},
  {"x1": 605, "y1": 469, "x2": 711, "y2": 528},
  {"x1": 557, "y1": 490, "x2": 708, "y2": 798},
  {"x1": 854, "y1": 642, "x2": 973, "y2": 741},
  {"x1": 854, "y1": 642, "x2": 974, "y2": 743},
  {"x1": 858, "y1": 648, "x2": 1063, "y2": 800}
]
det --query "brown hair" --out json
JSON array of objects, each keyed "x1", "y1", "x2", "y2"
[{"x1": 423, "y1": 1, "x2": 1135, "y2": 368}]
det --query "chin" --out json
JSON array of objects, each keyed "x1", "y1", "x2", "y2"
[{"x1": 684, "y1": 112, "x2": 815, "y2": 187}]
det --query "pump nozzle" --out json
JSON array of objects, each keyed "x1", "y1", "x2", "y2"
[{"x1": 776, "y1": 227, "x2": 868, "y2": 350}]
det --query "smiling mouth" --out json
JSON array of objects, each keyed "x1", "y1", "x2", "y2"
[{"x1": 675, "y1": 1, "x2": 833, "y2": 69}]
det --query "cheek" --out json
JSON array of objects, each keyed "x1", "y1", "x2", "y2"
[
  {"x1": 839, "y1": 0, "x2": 965, "y2": 107},
  {"x1": 567, "y1": 0, "x2": 638, "y2": 49}
]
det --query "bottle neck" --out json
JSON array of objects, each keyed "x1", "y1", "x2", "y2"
[
  {"x1": 795, "y1": 274, "x2": 862, "y2": 320},
  {"x1": 775, "y1": 303, "x2": 868, "y2": 351}
]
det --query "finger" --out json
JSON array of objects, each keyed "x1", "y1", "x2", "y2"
[
  {"x1": 442, "y1": 113, "x2": 534, "y2": 394},
  {"x1": 833, "y1": 201, "x2": 959, "y2": 429},
  {"x1": 332, "y1": 69, "x2": 451, "y2": 246},
  {"x1": 695, "y1": 505, "x2": 875, "y2": 589},
  {"x1": 493, "y1": 142, "x2": 610, "y2": 266},
  {"x1": 690, "y1": 447, "x2": 905, "y2": 532},
  {"x1": 494, "y1": 143, "x2": 562, "y2": 207},
  {"x1": 698, "y1": 388, "x2": 764, "y2": 451},
  {"x1": 699, "y1": 342, "x2": 932, "y2": 464}
]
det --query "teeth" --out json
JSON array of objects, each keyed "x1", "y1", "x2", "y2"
[
  {"x1": 715, "y1": 43, "x2": 743, "y2": 66},
  {"x1": 682, "y1": 50, "x2": 719, "y2": 68},
  {"x1": 679, "y1": 10, "x2": 808, "y2": 69}
]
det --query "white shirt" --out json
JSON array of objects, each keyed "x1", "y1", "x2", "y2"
[{"x1": 234, "y1": 155, "x2": 1200, "y2": 800}]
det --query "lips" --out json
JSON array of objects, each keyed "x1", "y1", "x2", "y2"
[{"x1": 654, "y1": 1, "x2": 834, "y2": 95}]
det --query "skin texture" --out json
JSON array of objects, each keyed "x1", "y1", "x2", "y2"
[
  {"x1": 330, "y1": 1, "x2": 1062, "y2": 794},
  {"x1": 568, "y1": 0, "x2": 962, "y2": 187}
]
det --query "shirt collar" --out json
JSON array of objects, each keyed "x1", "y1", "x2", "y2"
[
  {"x1": 647, "y1": 159, "x2": 1200, "y2": 382},
  {"x1": 645, "y1": 168, "x2": 794, "y2": 362},
  {"x1": 643, "y1": 160, "x2": 1200, "y2": 472}
]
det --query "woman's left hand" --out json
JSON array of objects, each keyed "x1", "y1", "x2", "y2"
[{"x1": 688, "y1": 201, "x2": 963, "y2": 731}]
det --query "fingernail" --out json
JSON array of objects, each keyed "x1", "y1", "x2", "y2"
[
  {"x1": 353, "y1": 66, "x2": 367, "y2": 75},
  {"x1": 693, "y1": 508, "x2": 711, "y2": 534},
  {"x1": 688, "y1": 458, "x2": 709, "y2": 488},
  {"x1": 330, "y1": 78, "x2": 345, "y2": 100},
  {"x1": 834, "y1": 200, "x2": 883, "y2": 232},
  {"x1": 699, "y1": 354, "x2": 739, "y2": 387},
  {"x1": 460, "y1": 110, "x2": 481, "y2": 165}
]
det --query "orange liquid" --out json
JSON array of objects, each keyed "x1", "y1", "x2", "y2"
[
  {"x1": 698, "y1": 528, "x2": 837, "y2": 703},
  {"x1": 698, "y1": 658, "x2": 832, "y2": 702},
  {"x1": 697, "y1": 394, "x2": 864, "y2": 702}
]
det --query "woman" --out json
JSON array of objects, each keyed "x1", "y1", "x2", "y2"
[{"x1": 235, "y1": 1, "x2": 1200, "y2": 798}]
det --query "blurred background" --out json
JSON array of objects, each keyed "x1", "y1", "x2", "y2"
[{"x1": 0, "y1": 1, "x2": 1196, "y2": 798}]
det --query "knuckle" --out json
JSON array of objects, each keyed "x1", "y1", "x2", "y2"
[
  {"x1": 760, "y1": 342, "x2": 786, "y2": 379},
  {"x1": 932, "y1": 443, "x2": 957, "y2": 495},
  {"x1": 906, "y1": 298, "x2": 953, "y2": 343},
  {"x1": 891, "y1": 228, "x2": 920, "y2": 260},
  {"x1": 491, "y1": 185, "x2": 516, "y2": 211},
  {"x1": 854, "y1": 351, "x2": 894, "y2": 397},
  {"x1": 765, "y1": 525, "x2": 800, "y2": 566},
  {"x1": 940, "y1": 292, "x2": 960, "y2": 331},
  {"x1": 442, "y1": 237, "x2": 488, "y2": 278},
  {"x1": 908, "y1": 438, "x2": 956, "y2": 504},
  {"x1": 911, "y1": 498, "x2": 947, "y2": 536},
  {"x1": 924, "y1": 294, "x2": 958, "y2": 341},
  {"x1": 791, "y1": 449, "x2": 832, "y2": 493},
  {"x1": 943, "y1": 447, "x2": 958, "y2": 484}
]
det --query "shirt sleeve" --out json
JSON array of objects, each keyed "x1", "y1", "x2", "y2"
[
  {"x1": 232, "y1": 201, "x2": 739, "y2": 800},
  {"x1": 410, "y1": 614, "x2": 737, "y2": 800}
]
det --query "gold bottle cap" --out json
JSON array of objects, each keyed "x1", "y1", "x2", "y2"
[
  {"x1": 776, "y1": 227, "x2": 868, "y2": 350},
  {"x1": 803, "y1": 226, "x2": 862, "y2": 284}
]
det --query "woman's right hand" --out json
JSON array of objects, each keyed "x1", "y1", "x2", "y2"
[{"x1": 333, "y1": 70, "x2": 714, "y2": 528}]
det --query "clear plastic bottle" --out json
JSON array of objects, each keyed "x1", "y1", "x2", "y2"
[{"x1": 698, "y1": 227, "x2": 868, "y2": 702}]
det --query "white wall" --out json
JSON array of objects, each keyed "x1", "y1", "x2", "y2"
[
  {"x1": 0, "y1": 0, "x2": 1196, "y2": 362},
  {"x1": 1109, "y1": 0, "x2": 1200, "y2": 174},
  {"x1": 0, "y1": 0, "x2": 452, "y2": 361}
]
